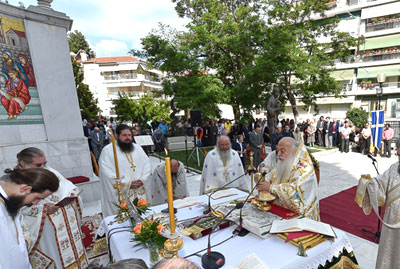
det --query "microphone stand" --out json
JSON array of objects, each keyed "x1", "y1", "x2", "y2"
[
  {"x1": 203, "y1": 173, "x2": 247, "y2": 215},
  {"x1": 362, "y1": 158, "x2": 381, "y2": 243},
  {"x1": 201, "y1": 202, "x2": 243, "y2": 269},
  {"x1": 234, "y1": 172, "x2": 266, "y2": 237}
]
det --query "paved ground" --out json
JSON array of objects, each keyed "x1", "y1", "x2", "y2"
[{"x1": 84, "y1": 148, "x2": 398, "y2": 268}]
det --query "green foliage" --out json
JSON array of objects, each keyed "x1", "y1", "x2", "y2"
[
  {"x1": 112, "y1": 92, "x2": 170, "y2": 127},
  {"x1": 68, "y1": 30, "x2": 96, "y2": 58},
  {"x1": 131, "y1": 220, "x2": 167, "y2": 249},
  {"x1": 71, "y1": 58, "x2": 101, "y2": 120},
  {"x1": 346, "y1": 107, "x2": 369, "y2": 128}
]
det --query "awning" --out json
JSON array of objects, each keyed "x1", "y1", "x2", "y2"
[
  {"x1": 361, "y1": 2, "x2": 400, "y2": 20},
  {"x1": 360, "y1": 34, "x2": 400, "y2": 51},
  {"x1": 330, "y1": 69, "x2": 355, "y2": 80},
  {"x1": 357, "y1": 64, "x2": 400, "y2": 79}
]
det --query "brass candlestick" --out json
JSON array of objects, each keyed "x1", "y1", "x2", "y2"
[{"x1": 160, "y1": 227, "x2": 184, "y2": 258}]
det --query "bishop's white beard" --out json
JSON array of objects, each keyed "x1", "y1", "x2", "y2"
[
  {"x1": 217, "y1": 148, "x2": 231, "y2": 164},
  {"x1": 276, "y1": 155, "x2": 295, "y2": 181}
]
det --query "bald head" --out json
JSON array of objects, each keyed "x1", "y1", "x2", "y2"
[
  {"x1": 170, "y1": 159, "x2": 180, "y2": 174},
  {"x1": 153, "y1": 258, "x2": 199, "y2": 269},
  {"x1": 217, "y1": 135, "x2": 231, "y2": 152},
  {"x1": 276, "y1": 137, "x2": 297, "y2": 160}
]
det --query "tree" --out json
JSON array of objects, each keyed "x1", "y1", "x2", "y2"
[
  {"x1": 260, "y1": 0, "x2": 358, "y2": 122},
  {"x1": 112, "y1": 93, "x2": 171, "y2": 127},
  {"x1": 346, "y1": 107, "x2": 369, "y2": 128},
  {"x1": 68, "y1": 30, "x2": 96, "y2": 58},
  {"x1": 72, "y1": 58, "x2": 101, "y2": 120}
]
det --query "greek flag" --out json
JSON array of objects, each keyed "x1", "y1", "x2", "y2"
[{"x1": 371, "y1": 110, "x2": 385, "y2": 150}]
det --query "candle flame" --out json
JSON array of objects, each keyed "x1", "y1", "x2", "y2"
[{"x1": 164, "y1": 148, "x2": 168, "y2": 156}]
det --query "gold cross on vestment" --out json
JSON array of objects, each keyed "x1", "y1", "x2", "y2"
[{"x1": 125, "y1": 153, "x2": 136, "y2": 172}]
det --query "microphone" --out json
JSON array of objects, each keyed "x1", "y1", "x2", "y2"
[
  {"x1": 203, "y1": 173, "x2": 247, "y2": 215},
  {"x1": 234, "y1": 171, "x2": 267, "y2": 237},
  {"x1": 367, "y1": 154, "x2": 377, "y2": 163},
  {"x1": 202, "y1": 201, "x2": 243, "y2": 269}
]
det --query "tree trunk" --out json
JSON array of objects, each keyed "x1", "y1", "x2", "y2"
[
  {"x1": 232, "y1": 104, "x2": 241, "y2": 121},
  {"x1": 286, "y1": 87, "x2": 299, "y2": 123}
]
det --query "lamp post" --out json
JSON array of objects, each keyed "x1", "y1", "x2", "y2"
[{"x1": 376, "y1": 73, "x2": 386, "y2": 111}]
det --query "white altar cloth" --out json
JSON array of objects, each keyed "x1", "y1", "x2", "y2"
[{"x1": 103, "y1": 189, "x2": 355, "y2": 269}]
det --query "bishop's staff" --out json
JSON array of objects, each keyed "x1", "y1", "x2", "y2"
[{"x1": 108, "y1": 130, "x2": 125, "y2": 204}]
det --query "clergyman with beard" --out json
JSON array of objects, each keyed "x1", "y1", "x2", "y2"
[
  {"x1": 200, "y1": 135, "x2": 248, "y2": 194},
  {"x1": 99, "y1": 124, "x2": 152, "y2": 217},
  {"x1": 0, "y1": 168, "x2": 59, "y2": 269},
  {"x1": 257, "y1": 137, "x2": 320, "y2": 221},
  {"x1": 354, "y1": 139, "x2": 400, "y2": 268}
]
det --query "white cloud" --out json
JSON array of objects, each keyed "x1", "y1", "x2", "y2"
[{"x1": 91, "y1": 40, "x2": 129, "y2": 57}]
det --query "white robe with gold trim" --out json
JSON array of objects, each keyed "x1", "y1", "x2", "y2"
[
  {"x1": 267, "y1": 144, "x2": 320, "y2": 220},
  {"x1": 355, "y1": 162, "x2": 400, "y2": 269},
  {"x1": 99, "y1": 143, "x2": 151, "y2": 217},
  {"x1": 200, "y1": 149, "x2": 248, "y2": 194},
  {"x1": 0, "y1": 186, "x2": 31, "y2": 269},
  {"x1": 20, "y1": 167, "x2": 87, "y2": 269}
]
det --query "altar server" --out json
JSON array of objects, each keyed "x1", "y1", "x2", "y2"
[{"x1": 200, "y1": 135, "x2": 248, "y2": 194}]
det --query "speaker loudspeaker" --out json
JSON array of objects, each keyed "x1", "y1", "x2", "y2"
[{"x1": 190, "y1": 110, "x2": 202, "y2": 127}]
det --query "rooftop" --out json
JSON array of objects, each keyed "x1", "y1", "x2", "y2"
[{"x1": 83, "y1": 56, "x2": 139, "y2": 64}]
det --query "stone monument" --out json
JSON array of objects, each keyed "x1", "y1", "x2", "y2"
[
  {"x1": 0, "y1": 2, "x2": 93, "y2": 185},
  {"x1": 266, "y1": 85, "x2": 281, "y2": 135}
]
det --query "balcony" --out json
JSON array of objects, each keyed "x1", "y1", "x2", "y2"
[
  {"x1": 366, "y1": 16, "x2": 400, "y2": 33},
  {"x1": 103, "y1": 73, "x2": 138, "y2": 81},
  {"x1": 345, "y1": 81, "x2": 400, "y2": 94}
]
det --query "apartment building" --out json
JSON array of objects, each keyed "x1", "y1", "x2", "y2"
[
  {"x1": 282, "y1": 0, "x2": 400, "y2": 121},
  {"x1": 81, "y1": 55, "x2": 163, "y2": 116}
]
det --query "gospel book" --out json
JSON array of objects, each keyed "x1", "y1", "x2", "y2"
[
  {"x1": 55, "y1": 196, "x2": 78, "y2": 207},
  {"x1": 269, "y1": 218, "x2": 336, "y2": 238}
]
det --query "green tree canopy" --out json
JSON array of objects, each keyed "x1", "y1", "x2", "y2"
[
  {"x1": 68, "y1": 30, "x2": 96, "y2": 58},
  {"x1": 71, "y1": 58, "x2": 101, "y2": 120},
  {"x1": 112, "y1": 93, "x2": 171, "y2": 128},
  {"x1": 346, "y1": 107, "x2": 369, "y2": 128}
]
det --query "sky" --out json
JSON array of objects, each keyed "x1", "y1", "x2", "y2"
[{"x1": 9, "y1": 0, "x2": 188, "y2": 57}]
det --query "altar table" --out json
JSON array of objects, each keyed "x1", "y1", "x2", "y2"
[{"x1": 103, "y1": 189, "x2": 357, "y2": 268}]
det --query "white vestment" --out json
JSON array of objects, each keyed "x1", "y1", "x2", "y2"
[
  {"x1": 0, "y1": 185, "x2": 31, "y2": 269},
  {"x1": 267, "y1": 144, "x2": 320, "y2": 221},
  {"x1": 200, "y1": 149, "x2": 248, "y2": 194},
  {"x1": 355, "y1": 162, "x2": 400, "y2": 269},
  {"x1": 260, "y1": 150, "x2": 277, "y2": 174},
  {"x1": 20, "y1": 167, "x2": 88, "y2": 269},
  {"x1": 148, "y1": 161, "x2": 188, "y2": 206},
  {"x1": 99, "y1": 143, "x2": 151, "y2": 218}
]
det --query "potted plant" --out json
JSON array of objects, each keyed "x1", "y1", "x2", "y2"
[
  {"x1": 361, "y1": 80, "x2": 367, "y2": 89},
  {"x1": 367, "y1": 81, "x2": 372, "y2": 88}
]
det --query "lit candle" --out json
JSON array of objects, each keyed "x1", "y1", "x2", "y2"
[
  {"x1": 108, "y1": 131, "x2": 120, "y2": 179},
  {"x1": 164, "y1": 151, "x2": 175, "y2": 234}
]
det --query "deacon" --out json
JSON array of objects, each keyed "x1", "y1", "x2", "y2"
[
  {"x1": 99, "y1": 124, "x2": 151, "y2": 217},
  {"x1": 355, "y1": 140, "x2": 400, "y2": 268},
  {"x1": 18, "y1": 147, "x2": 88, "y2": 269},
  {"x1": 200, "y1": 135, "x2": 248, "y2": 194},
  {"x1": 257, "y1": 137, "x2": 320, "y2": 220},
  {"x1": 148, "y1": 159, "x2": 188, "y2": 206},
  {"x1": 0, "y1": 168, "x2": 59, "y2": 269}
]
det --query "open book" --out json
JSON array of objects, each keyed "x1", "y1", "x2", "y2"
[
  {"x1": 173, "y1": 197, "x2": 203, "y2": 209},
  {"x1": 269, "y1": 218, "x2": 336, "y2": 238},
  {"x1": 225, "y1": 253, "x2": 269, "y2": 269}
]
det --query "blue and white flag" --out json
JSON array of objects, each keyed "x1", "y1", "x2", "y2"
[{"x1": 371, "y1": 110, "x2": 385, "y2": 150}]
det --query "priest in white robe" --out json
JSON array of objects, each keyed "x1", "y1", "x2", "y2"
[
  {"x1": 200, "y1": 135, "x2": 248, "y2": 194},
  {"x1": 17, "y1": 147, "x2": 88, "y2": 269},
  {"x1": 148, "y1": 159, "x2": 188, "y2": 206},
  {"x1": 99, "y1": 124, "x2": 152, "y2": 217},
  {"x1": 0, "y1": 168, "x2": 59, "y2": 269},
  {"x1": 258, "y1": 137, "x2": 320, "y2": 220},
  {"x1": 355, "y1": 140, "x2": 400, "y2": 269}
]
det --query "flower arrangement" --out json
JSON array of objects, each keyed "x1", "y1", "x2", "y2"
[
  {"x1": 306, "y1": 148, "x2": 320, "y2": 170},
  {"x1": 131, "y1": 219, "x2": 167, "y2": 248},
  {"x1": 132, "y1": 198, "x2": 149, "y2": 216}
]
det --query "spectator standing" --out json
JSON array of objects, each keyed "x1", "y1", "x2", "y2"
[
  {"x1": 158, "y1": 119, "x2": 169, "y2": 135},
  {"x1": 332, "y1": 118, "x2": 339, "y2": 147},
  {"x1": 293, "y1": 127, "x2": 304, "y2": 144},
  {"x1": 224, "y1": 120, "x2": 232, "y2": 133},
  {"x1": 90, "y1": 127, "x2": 105, "y2": 160},
  {"x1": 270, "y1": 123, "x2": 283, "y2": 151},
  {"x1": 382, "y1": 123, "x2": 394, "y2": 158},
  {"x1": 249, "y1": 126, "x2": 264, "y2": 168},
  {"x1": 281, "y1": 124, "x2": 294, "y2": 138},
  {"x1": 324, "y1": 117, "x2": 333, "y2": 148},
  {"x1": 210, "y1": 120, "x2": 218, "y2": 146},
  {"x1": 361, "y1": 122, "x2": 372, "y2": 155},
  {"x1": 306, "y1": 122, "x2": 316, "y2": 147},
  {"x1": 232, "y1": 134, "x2": 247, "y2": 168},
  {"x1": 340, "y1": 122, "x2": 352, "y2": 153},
  {"x1": 316, "y1": 116, "x2": 325, "y2": 147},
  {"x1": 151, "y1": 117, "x2": 159, "y2": 132},
  {"x1": 152, "y1": 129, "x2": 166, "y2": 152}
]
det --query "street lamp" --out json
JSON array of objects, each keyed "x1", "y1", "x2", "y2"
[{"x1": 376, "y1": 73, "x2": 386, "y2": 110}]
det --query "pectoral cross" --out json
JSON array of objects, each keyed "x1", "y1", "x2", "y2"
[{"x1": 223, "y1": 167, "x2": 229, "y2": 180}]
